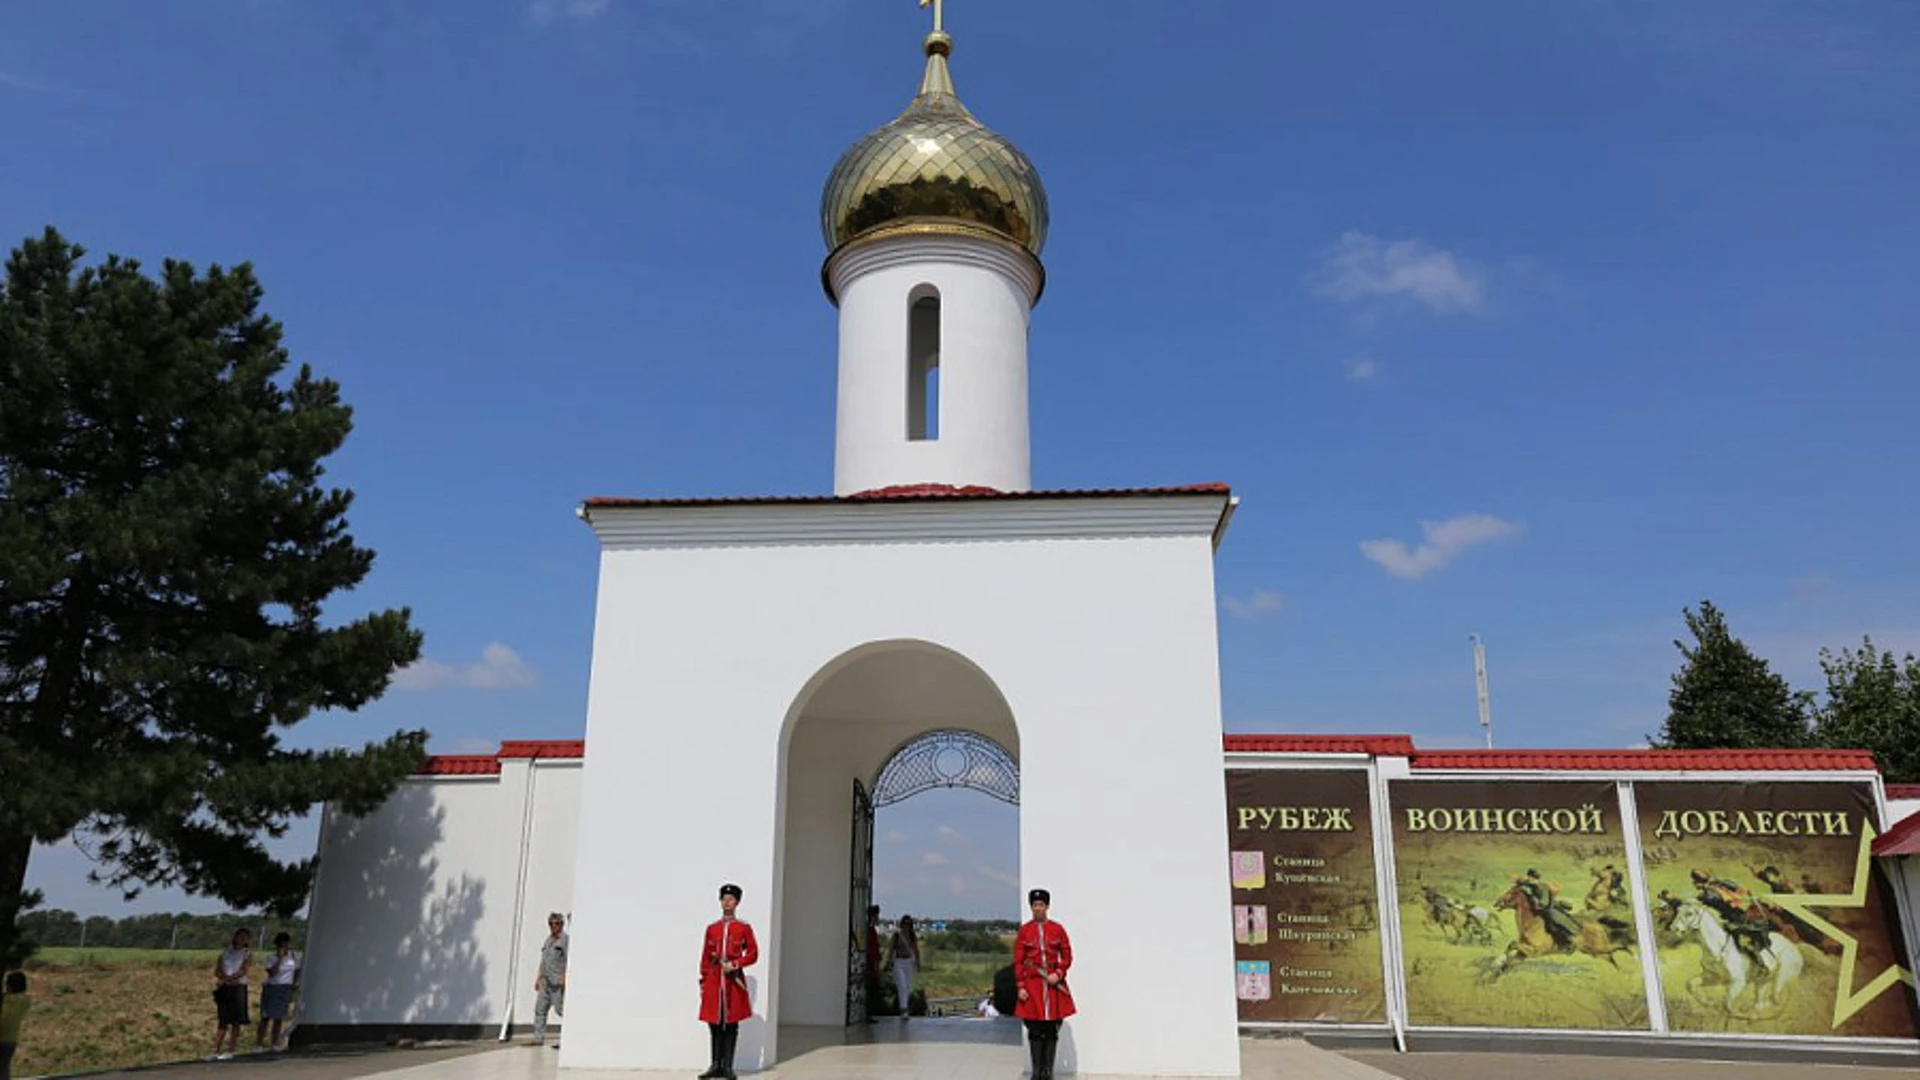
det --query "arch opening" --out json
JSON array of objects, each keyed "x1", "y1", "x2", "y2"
[{"x1": 771, "y1": 640, "x2": 1021, "y2": 1046}]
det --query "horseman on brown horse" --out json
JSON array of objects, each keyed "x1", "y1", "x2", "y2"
[{"x1": 1487, "y1": 869, "x2": 1635, "y2": 979}]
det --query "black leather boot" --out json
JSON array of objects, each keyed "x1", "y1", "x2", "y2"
[
  {"x1": 698, "y1": 1026, "x2": 722, "y2": 1079},
  {"x1": 717, "y1": 1026, "x2": 739, "y2": 1080},
  {"x1": 1028, "y1": 1029, "x2": 1045, "y2": 1078},
  {"x1": 1039, "y1": 1031, "x2": 1058, "y2": 1079}
]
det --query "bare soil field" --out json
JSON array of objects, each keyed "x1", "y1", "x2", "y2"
[{"x1": 11, "y1": 949, "x2": 248, "y2": 1077}]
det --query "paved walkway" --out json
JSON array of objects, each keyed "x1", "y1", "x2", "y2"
[
  {"x1": 1344, "y1": 1049, "x2": 1920, "y2": 1080},
  {"x1": 52, "y1": 1025, "x2": 1920, "y2": 1080}
]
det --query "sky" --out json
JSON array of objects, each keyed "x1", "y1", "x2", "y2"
[{"x1": 4, "y1": 0, "x2": 1917, "y2": 919}]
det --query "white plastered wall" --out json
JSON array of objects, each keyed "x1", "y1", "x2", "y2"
[
  {"x1": 301, "y1": 759, "x2": 580, "y2": 1031},
  {"x1": 561, "y1": 497, "x2": 1241, "y2": 1077}
]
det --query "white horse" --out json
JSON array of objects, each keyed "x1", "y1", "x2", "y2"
[{"x1": 1667, "y1": 901, "x2": 1805, "y2": 1020}]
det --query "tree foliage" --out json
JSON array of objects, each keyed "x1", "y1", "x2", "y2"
[
  {"x1": 1813, "y1": 638, "x2": 1920, "y2": 784},
  {"x1": 19, "y1": 908, "x2": 306, "y2": 952},
  {"x1": 0, "y1": 228, "x2": 427, "y2": 969},
  {"x1": 1653, "y1": 601, "x2": 1810, "y2": 750}
]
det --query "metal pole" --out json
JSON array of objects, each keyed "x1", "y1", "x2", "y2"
[{"x1": 1471, "y1": 634, "x2": 1494, "y2": 750}]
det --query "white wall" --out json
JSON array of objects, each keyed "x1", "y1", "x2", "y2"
[
  {"x1": 301, "y1": 759, "x2": 580, "y2": 1031},
  {"x1": 830, "y1": 233, "x2": 1039, "y2": 495},
  {"x1": 564, "y1": 495, "x2": 1241, "y2": 1076}
]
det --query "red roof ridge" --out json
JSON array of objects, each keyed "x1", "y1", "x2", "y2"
[
  {"x1": 1409, "y1": 748, "x2": 1879, "y2": 772},
  {"x1": 1226, "y1": 734, "x2": 1416, "y2": 756},
  {"x1": 1874, "y1": 811, "x2": 1920, "y2": 856},
  {"x1": 417, "y1": 755, "x2": 502, "y2": 777},
  {"x1": 497, "y1": 739, "x2": 586, "y2": 760},
  {"x1": 416, "y1": 740, "x2": 586, "y2": 775},
  {"x1": 581, "y1": 483, "x2": 1232, "y2": 511},
  {"x1": 1886, "y1": 784, "x2": 1920, "y2": 800}
]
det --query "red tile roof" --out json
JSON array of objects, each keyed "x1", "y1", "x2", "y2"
[
  {"x1": 429, "y1": 736, "x2": 1877, "y2": 776},
  {"x1": 416, "y1": 741, "x2": 586, "y2": 775},
  {"x1": 1875, "y1": 812, "x2": 1920, "y2": 856},
  {"x1": 497, "y1": 740, "x2": 586, "y2": 759},
  {"x1": 581, "y1": 482, "x2": 1231, "y2": 511},
  {"x1": 1225, "y1": 734, "x2": 1416, "y2": 756},
  {"x1": 416, "y1": 755, "x2": 502, "y2": 777},
  {"x1": 1887, "y1": 784, "x2": 1920, "y2": 801},
  {"x1": 1407, "y1": 748, "x2": 1879, "y2": 772}
]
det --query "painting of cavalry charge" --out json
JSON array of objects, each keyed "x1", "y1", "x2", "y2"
[
  {"x1": 1389, "y1": 781, "x2": 1649, "y2": 1030},
  {"x1": 1636, "y1": 782, "x2": 1920, "y2": 1039}
]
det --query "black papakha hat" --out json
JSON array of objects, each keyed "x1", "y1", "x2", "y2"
[
  {"x1": 720, "y1": 883, "x2": 743, "y2": 900},
  {"x1": 1028, "y1": 888, "x2": 1050, "y2": 904}
]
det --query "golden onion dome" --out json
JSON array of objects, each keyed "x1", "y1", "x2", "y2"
[{"x1": 821, "y1": 30, "x2": 1049, "y2": 260}]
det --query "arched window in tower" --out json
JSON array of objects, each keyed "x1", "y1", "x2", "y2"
[{"x1": 907, "y1": 286, "x2": 941, "y2": 441}]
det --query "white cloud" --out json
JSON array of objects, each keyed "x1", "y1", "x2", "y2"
[
  {"x1": 1222, "y1": 590, "x2": 1286, "y2": 620},
  {"x1": 884, "y1": 829, "x2": 907, "y2": 844},
  {"x1": 1359, "y1": 514, "x2": 1522, "y2": 580},
  {"x1": 392, "y1": 642, "x2": 538, "y2": 691},
  {"x1": 1316, "y1": 231, "x2": 1487, "y2": 315},
  {"x1": 529, "y1": 0, "x2": 611, "y2": 25},
  {"x1": 921, "y1": 852, "x2": 951, "y2": 867},
  {"x1": 934, "y1": 825, "x2": 972, "y2": 849},
  {"x1": 1345, "y1": 357, "x2": 1380, "y2": 382}
]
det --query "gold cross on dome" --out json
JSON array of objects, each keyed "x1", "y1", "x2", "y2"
[{"x1": 919, "y1": 0, "x2": 944, "y2": 34}]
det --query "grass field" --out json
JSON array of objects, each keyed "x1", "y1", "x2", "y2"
[
  {"x1": 9, "y1": 948, "x2": 273, "y2": 1078},
  {"x1": 910, "y1": 941, "x2": 1008, "y2": 1003}
]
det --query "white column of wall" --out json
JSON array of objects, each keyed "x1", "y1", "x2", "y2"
[
  {"x1": 1008, "y1": 536, "x2": 1241, "y2": 1078},
  {"x1": 830, "y1": 234, "x2": 1038, "y2": 495},
  {"x1": 774, "y1": 720, "x2": 862, "y2": 1027},
  {"x1": 561, "y1": 554, "x2": 792, "y2": 1072}
]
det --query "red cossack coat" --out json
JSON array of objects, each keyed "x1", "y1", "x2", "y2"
[
  {"x1": 1013, "y1": 919, "x2": 1076, "y2": 1021},
  {"x1": 698, "y1": 918, "x2": 759, "y2": 1023}
]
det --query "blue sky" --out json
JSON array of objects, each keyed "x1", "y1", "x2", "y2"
[{"x1": 6, "y1": 1, "x2": 1917, "y2": 918}]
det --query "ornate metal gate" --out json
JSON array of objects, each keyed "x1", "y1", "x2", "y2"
[
  {"x1": 845, "y1": 777, "x2": 875, "y2": 1025},
  {"x1": 845, "y1": 731, "x2": 1018, "y2": 1025}
]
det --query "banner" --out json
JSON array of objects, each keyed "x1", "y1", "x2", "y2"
[
  {"x1": 1225, "y1": 769, "x2": 1386, "y2": 1023},
  {"x1": 1635, "y1": 782, "x2": 1919, "y2": 1037},
  {"x1": 1389, "y1": 781, "x2": 1648, "y2": 1030}
]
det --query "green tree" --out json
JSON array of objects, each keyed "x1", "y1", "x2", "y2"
[
  {"x1": 1652, "y1": 601, "x2": 1810, "y2": 750},
  {"x1": 0, "y1": 228, "x2": 427, "y2": 969},
  {"x1": 1813, "y1": 637, "x2": 1920, "y2": 783}
]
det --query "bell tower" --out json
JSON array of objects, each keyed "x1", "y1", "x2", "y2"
[{"x1": 820, "y1": 5, "x2": 1049, "y2": 495}]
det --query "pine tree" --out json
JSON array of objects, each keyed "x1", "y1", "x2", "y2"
[
  {"x1": 1814, "y1": 638, "x2": 1920, "y2": 783},
  {"x1": 1652, "y1": 601, "x2": 1809, "y2": 750},
  {"x1": 0, "y1": 228, "x2": 427, "y2": 968}
]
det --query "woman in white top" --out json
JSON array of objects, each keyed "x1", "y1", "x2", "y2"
[
  {"x1": 256, "y1": 932, "x2": 301, "y2": 1052},
  {"x1": 209, "y1": 928, "x2": 252, "y2": 1061},
  {"x1": 887, "y1": 916, "x2": 920, "y2": 1020}
]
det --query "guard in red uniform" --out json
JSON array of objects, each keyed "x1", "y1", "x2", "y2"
[
  {"x1": 698, "y1": 883, "x2": 759, "y2": 1080},
  {"x1": 1014, "y1": 887, "x2": 1074, "y2": 1080}
]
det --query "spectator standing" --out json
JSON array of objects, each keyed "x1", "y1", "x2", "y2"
[
  {"x1": 209, "y1": 928, "x2": 253, "y2": 1061},
  {"x1": 887, "y1": 915, "x2": 920, "y2": 1020},
  {"x1": 863, "y1": 904, "x2": 881, "y2": 1022},
  {"x1": 1, "y1": 970, "x2": 30, "y2": 1080},
  {"x1": 255, "y1": 932, "x2": 301, "y2": 1052},
  {"x1": 531, "y1": 913, "x2": 568, "y2": 1048}
]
